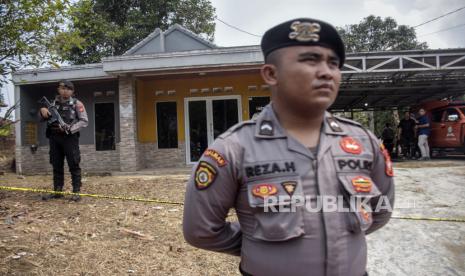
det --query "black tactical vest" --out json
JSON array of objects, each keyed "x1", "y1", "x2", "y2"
[{"x1": 54, "y1": 98, "x2": 78, "y2": 125}]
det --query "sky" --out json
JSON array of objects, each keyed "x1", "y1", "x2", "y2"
[
  {"x1": 210, "y1": 0, "x2": 465, "y2": 48},
  {"x1": 2, "y1": 0, "x2": 465, "y2": 114}
]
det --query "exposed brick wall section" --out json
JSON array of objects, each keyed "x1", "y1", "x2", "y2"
[
  {"x1": 139, "y1": 142, "x2": 187, "y2": 169},
  {"x1": 15, "y1": 144, "x2": 120, "y2": 175},
  {"x1": 118, "y1": 76, "x2": 140, "y2": 171}
]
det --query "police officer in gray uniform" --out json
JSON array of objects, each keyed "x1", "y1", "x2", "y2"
[
  {"x1": 183, "y1": 18, "x2": 395, "y2": 276},
  {"x1": 40, "y1": 80, "x2": 88, "y2": 201}
]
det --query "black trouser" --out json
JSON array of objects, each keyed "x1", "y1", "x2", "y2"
[
  {"x1": 400, "y1": 135, "x2": 415, "y2": 158},
  {"x1": 383, "y1": 138, "x2": 394, "y2": 156},
  {"x1": 49, "y1": 132, "x2": 81, "y2": 192}
]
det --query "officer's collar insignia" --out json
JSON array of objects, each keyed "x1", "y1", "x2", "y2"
[
  {"x1": 194, "y1": 161, "x2": 217, "y2": 190},
  {"x1": 252, "y1": 184, "x2": 278, "y2": 199},
  {"x1": 326, "y1": 117, "x2": 342, "y2": 132},
  {"x1": 259, "y1": 120, "x2": 274, "y2": 136},
  {"x1": 289, "y1": 21, "x2": 321, "y2": 42},
  {"x1": 340, "y1": 137, "x2": 363, "y2": 155},
  {"x1": 351, "y1": 176, "x2": 372, "y2": 193},
  {"x1": 203, "y1": 148, "x2": 227, "y2": 167},
  {"x1": 281, "y1": 181, "x2": 297, "y2": 196},
  {"x1": 380, "y1": 144, "x2": 394, "y2": 177}
]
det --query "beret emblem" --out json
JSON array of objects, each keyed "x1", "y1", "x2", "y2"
[{"x1": 289, "y1": 21, "x2": 321, "y2": 42}]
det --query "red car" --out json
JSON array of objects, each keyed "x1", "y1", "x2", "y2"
[{"x1": 421, "y1": 101, "x2": 465, "y2": 155}]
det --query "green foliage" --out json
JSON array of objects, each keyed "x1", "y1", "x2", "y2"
[
  {"x1": 338, "y1": 15, "x2": 428, "y2": 52},
  {"x1": 337, "y1": 16, "x2": 426, "y2": 134},
  {"x1": 54, "y1": 0, "x2": 216, "y2": 65},
  {"x1": 0, "y1": 0, "x2": 69, "y2": 90},
  {"x1": 374, "y1": 110, "x2": 397, "y2": 137},
  {"x1": 352, "y1": 112, "x2": 370, "y2": 128}
]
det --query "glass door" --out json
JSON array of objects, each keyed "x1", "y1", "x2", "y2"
[
  {"x1": 188, "y1": 100, "x2": 208, "y2": 162},
  {"x1": 212, "y1": 99, "x2": 239, "y2": 139},
  {"x1": 185, "y1": 96, "x2": 241, "y2": 163}
]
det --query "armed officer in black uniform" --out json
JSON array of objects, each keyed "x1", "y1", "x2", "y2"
[{"x1": 40, "y1": 80, "x2": 88, "y2": 201}]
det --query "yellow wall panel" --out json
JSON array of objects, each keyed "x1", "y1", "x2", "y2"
[{"x1": 136, "y1": 72, "x2": 271, "y2": 143}]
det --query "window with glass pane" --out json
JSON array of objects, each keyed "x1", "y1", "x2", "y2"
[
  {"x1": 157, "y1": 102, "x2": 178, "y2": 148},
  {"x1": 431, "y1": 110, "x2": 444, "y2": 123},
  {"x1": 249, "y1": 97, "x2": 270, "y2": 119},
  {"x1": 445, "y1": 108, "x2": 460, "y2": 122},
  {"x1": 95, "y1": 103, "x2": 115, "y2": 151}
]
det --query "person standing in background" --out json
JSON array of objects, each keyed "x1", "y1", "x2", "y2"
[
  {"x1": 397, "y1": 112, "x2": 416, "y2": 159},
  {"x1": 39, "y1": 80, "x2": 88, "y2": 201},
  {"x1": 381, "y1": 122, "x2": 395, "y2": 156},
  {"x1": 416, "y1": 108, "x2": 431, "y2": 160}
]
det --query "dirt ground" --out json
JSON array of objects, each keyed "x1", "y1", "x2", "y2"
[
  {"x1": 1, "y1": 159, "x2": 464, "y2": 276},
  {"x1": 0, "y1": 174, "x2": 239, "y2": 276}
]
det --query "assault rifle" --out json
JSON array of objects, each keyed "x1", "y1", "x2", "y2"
[{"x1": 39, "y1": 97, "x2": 70, "y2": 134}]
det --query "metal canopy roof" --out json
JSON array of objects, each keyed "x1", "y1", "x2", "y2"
[{"x1": 334, "y1": 49, "x2": 465, "y2": 111}]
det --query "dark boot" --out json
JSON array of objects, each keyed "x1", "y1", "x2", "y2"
[
  {"x1": 70, "y1": 185, "x2": 81, "y2": 202},
  {"x1": 42, "y1": 186, "x2": 63, "y2": 200},
  {"x1": 70, "y1": 193, "x2": 81, "y2": 202}
]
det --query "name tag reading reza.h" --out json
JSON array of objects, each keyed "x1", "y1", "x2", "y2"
[{"x1": 245, "y1": 161, "x2": 296, "y2": 178}]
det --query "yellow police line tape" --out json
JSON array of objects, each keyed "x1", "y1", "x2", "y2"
[
  {"x1": 1, "y1": 185, "x2": 465, "y2": 223},
  {"x1": 0, "y1": 185, "x2": 184, "y2": 205},
  {"x1": 390, "y1": 216, "x2": 465, "y2": 223}
]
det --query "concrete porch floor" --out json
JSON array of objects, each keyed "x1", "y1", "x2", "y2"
[{"x1": 110, "y1": 166, "x2": 193, "y2": 176}]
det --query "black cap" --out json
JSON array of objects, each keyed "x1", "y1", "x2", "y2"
[
  {"x1": 261, "y1": 18, "x2": 345, "y2": 67},
  {"x1": 58, "y1": 80, "x2": 74, "y2": 90}
]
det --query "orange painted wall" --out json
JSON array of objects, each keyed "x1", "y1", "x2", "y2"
[{"x1": 136, "y1": 73, "x2": 271, "y2": 143}]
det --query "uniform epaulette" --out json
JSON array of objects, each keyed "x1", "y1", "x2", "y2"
[
  {"x1": 333, "y1": 115, "x2": 363, "y2": 128},
  {"x1": 218, "y1": 119, "x2": 256, "y2": 139}
]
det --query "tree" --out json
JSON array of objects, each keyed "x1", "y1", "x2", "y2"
[
  {"x1": 0, "y1": 0, "x2": 69, "y2": 91},
  {"x1": 0, "y1": 101, "x2": 19, "y2": 134},
  {"x1": 338, "y1": 15, "x2": 427, "y2": 52},
  {"x1": 337, "y1": 16, "x2": 428, "y2": 136},
  {"x1": 54, "y1": 0, "x2": 216, "y2": 65}
]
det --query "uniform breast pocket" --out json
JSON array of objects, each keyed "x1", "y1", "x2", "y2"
[
  {"x1": 246, "y1": 174, "x2": 305, "y2": 242},
  {"x1": 337, "y1": 173, "x2": 382, "y2": 233}
]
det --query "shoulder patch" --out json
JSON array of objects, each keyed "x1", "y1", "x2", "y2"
[
  {"x1": 218, "y1": 120, "x2": 256, "y2": 139},
  {"x1": 195, "y1": 161, "x2": 217, "y2": 190},
  {"x1": 203, "y1": 149, "x2": 227, "y2": 167},
  {"x1": 380, "y1": 143, "x2": 394, "y2": 177},
  {"x1": 77, "y1": 102, "x2": 85, "y2": 113}
]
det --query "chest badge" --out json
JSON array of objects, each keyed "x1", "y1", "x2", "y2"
[
  {"x1": 351, "y1": 176, "x2": 372, "y2": 193},
  {"x1": 281, "y1": 181, "x2": 297, "y2": 196},
  {"x1": 252, "y1": 184, "x2": 278, "y2": 199},
  {"x1": 340, "y1": 137, "x2": 363, "y2": 155},
  {"x1": 289, "y1": 21, "x2": 321, "y2": 42},
  {"x1": 195, "y1": 161, "x2": 217, "y2": 190}
]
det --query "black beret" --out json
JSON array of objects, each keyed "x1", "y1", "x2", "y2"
[
  {"x1": 261, "y1": 18, "x2": 345, "y2": 67},
  {"x1": 59, "y1": 80, "x2": 74, "y2": 90}
]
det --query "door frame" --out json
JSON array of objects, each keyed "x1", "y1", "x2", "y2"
[{"x1": 184, "y1": 95, "x2": 242, "y2": 165}]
